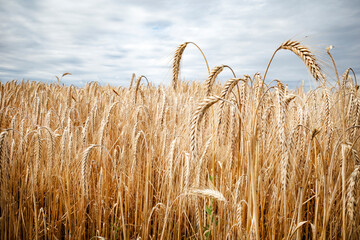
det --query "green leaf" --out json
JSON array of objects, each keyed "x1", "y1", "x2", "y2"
[{"x1": 205, "y1": 205, "x2": 212, "y2": 215}]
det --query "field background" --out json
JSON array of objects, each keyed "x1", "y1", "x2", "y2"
[{"x1": 0, "y1": 41, "x2": 359, "y2": 239}]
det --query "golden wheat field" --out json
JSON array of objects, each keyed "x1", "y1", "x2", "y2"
[{"x1": 0, "y1": 41, "x2": 359, "y2": 239}]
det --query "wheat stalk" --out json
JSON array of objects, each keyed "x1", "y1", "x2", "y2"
[{"x1": 1, "y1": 41, "x2": 359, "y2": 239}]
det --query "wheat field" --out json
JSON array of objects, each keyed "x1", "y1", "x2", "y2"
[{"x1": 0, "y1": 41, "x2": 359, "y2": 239}]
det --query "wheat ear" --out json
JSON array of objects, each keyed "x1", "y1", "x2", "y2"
[
  {"x1": 217, "y1": 78, "x2": 243, "y2": 129},
  {"x1": 276, "y1": 83, "x2": 288, "y2": 191},
  {"x1": 131, "y1": 131, "x2": 142, "y2": 177},
  {"x1": 0, "y1": 131, "x2": 8, "y2": 185},
  {"x1": 341, "y1": 68, "x2": 352, "y2": 89},
  {"x1": 82, "y1": 116, "x2": 90, "y2": 147},
  {"x1": 34, "y1": 132, "x2": 42, "y2": 186},
  {"x1": 167, "y1": 138, "x2": 177, "y2": 183},
  {"x1": 347, "y1": 148, "x2": 359, "y2": 224},
  {"x1": 205, "y1": 64, "x2": 237, "y2": 96},
  {"x1": 189, "y1": 189, "x2": 226, "y2": 202},
  {"x1": 60, "y1": 129, "x2": 68, "y2": 171},
  {"x1": 279, "y1": 40, "x2": 324, "y2": 81},
  {"x1": 184, "y1": 152, "x2": 190, "y2": 190},
  {"x1": 229, "y1": 103, "x2": 237, "y2": 168},
  {"x1": 134, "y1": 75, "x2": 149, "y2": 103},
  {"x1": 262, "y1": 40, "x2": 324, "y2": 94},
  {"x1": 172, "y1": 42, "x2": 211, "y2": 91},
  {"x1": 159, "y1": 88, "x2": 167, "y2": 127},
  {"x1": 129, "y1": 73, "x2": 136, "y2": 89},
  {"x1": 81, "y1": 144, "x2": 99, "y2": 197},
  {"x1": 322, "y1": 87, "x2": 332, "y2": 153},
  {"x1": 172, "y1": 43, "x2": 188, "y2": 90},
  {"x1": 341, "y1": 67, "x2": 357, "y2": 87}
]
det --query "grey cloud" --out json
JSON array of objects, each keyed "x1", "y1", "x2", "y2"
[
  {"x1": 0, "y1": 0, "x2": 359, "y2": 89},
  {"x1": 104, "y1": 53, "x2": 126, "y2": 59},
  {"x1": 145, "y1": 20, "x2": 172, "y2": 29}
]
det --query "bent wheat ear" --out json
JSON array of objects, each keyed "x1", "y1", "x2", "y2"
[
  {"x1": 205, "y1": 65, "x2": 237, "y2": 96},
  {"x1": 134, "y1": 75, "x2": 149, "y2": 103},
  {"x1": 189, "y1": 189, "x2": 226, "y2": 202},
  {"x1": 81, "y1": 144, "x2": 99, "y2": 197},
  {"x1": 205, "y1": 65, "x2": 224, "y2": 96},
  {"x1": 279, "y1": 40, "x2": 324, "y2": 81},
  {"x1": 172, "y1": 43, "x2": 188, "y2": 90},
  {"x1": 62, "y1": 72, "x2": 72, "y2": 77},
  {"x1": 263, "y1": 40, "x2": 324, "y2": 87},
  {"x1": 217, "y1": 78, "x2": 243, "y2": 128},
  {"x1": 190, "y1": 95, "x2": 221, "y2": 162},
  {"x1": 341, "y1": 67, "x2": 358, "y2": 89},
  {"x1": 342, "y1": 68, "x2": 351, "y2": 89}
]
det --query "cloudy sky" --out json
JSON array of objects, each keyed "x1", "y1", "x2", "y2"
[{"x1": 0, "y1": 0, "x2": 359, "y2": 88}]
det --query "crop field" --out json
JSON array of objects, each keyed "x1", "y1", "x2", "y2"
[{"x1": 0, "y1": 41, "x2": 359, "y2": 239}]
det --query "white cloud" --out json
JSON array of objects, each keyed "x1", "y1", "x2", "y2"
[{"x1": 0, "y1": 0, "x2": 359, "y2": 88}]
